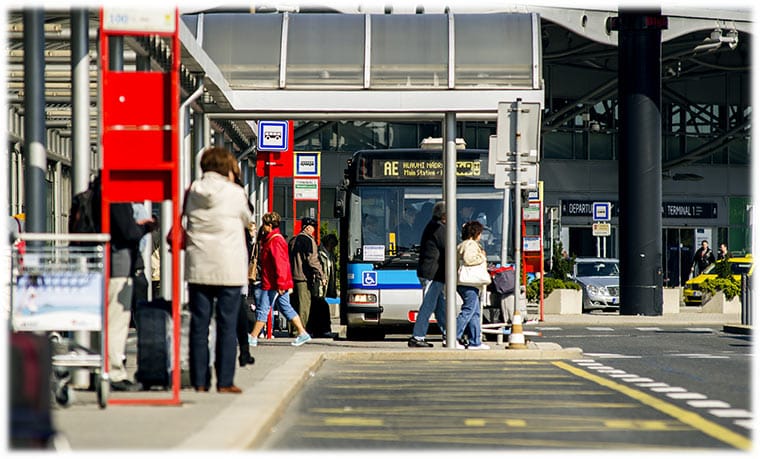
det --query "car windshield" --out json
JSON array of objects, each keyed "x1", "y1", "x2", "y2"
[
  {"x1": 576, "y1": 261, "x2": 619, "y2": 277},
  {"x1": 702, "y1": 260, "x2": 753, "y2": 275},
  {"x1": 731, "y1": 262, "x2": 752, "y2": 275}
]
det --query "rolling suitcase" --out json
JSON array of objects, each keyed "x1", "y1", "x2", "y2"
[{"x1": 134, "y1": 299, "x2": 172, "y2": 389}]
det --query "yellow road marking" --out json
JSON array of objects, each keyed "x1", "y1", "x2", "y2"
[
  {"x1": 464, "y1": 419, "x2": 486, "y2": 426},
  {"x1": 324, "y1": 417, "x2": 384, "y2": 427},
  {"x1": 505, "y1": 419, "x2": 527, "y2": 427},
  {"x1": 553, "y1": 361, "x2": 751, "y2": 450}
]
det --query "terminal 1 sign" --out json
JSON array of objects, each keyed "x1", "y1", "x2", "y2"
[{"x1": 561, "y1": 200, "x2": 718, "y2": 219}]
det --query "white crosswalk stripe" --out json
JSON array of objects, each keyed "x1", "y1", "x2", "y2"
[
  {"x1": 669, "y1": 353, "x2": 730, "y2": 359},
  {"x1": 734, "y1": 420, "x2": 754, "y2": 429},
  {"x1": 667, "y1": 392, "x2": 707, "y2": 400},
  {"x1": 651, "y1": 386, "x2": 687, "y2": 393},
  {"x1": 687, "y1": 400, "x2": 731, "y2": 408},
  {"x1": 709, "y1": 409, "x2": 753, "y2": 418},
  {"x1": 584, "y1": 353, "x2": 641, "y2": 359},
  {"x1": 637, "y1": 382, "x2": 669, "y2": 388}
]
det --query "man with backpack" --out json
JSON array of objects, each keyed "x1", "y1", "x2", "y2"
[{"x1": 289, "y1": 217, "x2": 325, "y2": 336}]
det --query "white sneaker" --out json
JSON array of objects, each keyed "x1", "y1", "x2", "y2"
[
  {"x1": 470, "y1": 343, "x2": 491, "y2": 350},
  {"x1": 455, "y1": 342, "x2": 466, "y2": 349}
]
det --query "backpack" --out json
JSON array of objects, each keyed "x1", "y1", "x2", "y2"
[{"x1": 68, "y1": 180, "x2": 101, "y2": 234}]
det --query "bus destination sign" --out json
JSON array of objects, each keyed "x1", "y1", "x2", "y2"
[{"x1": 369, "y1": 159, "x2": 483, "y2": 180}]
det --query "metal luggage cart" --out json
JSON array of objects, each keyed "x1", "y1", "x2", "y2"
[{"x1": 11, "y1": 233, "x2": 111, "y2": 409}]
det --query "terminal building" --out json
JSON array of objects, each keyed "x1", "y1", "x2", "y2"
[{"x1": 5, "y1": 3, "x2": 752, "y2": 291}]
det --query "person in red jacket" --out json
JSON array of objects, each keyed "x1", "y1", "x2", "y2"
[{"x1": 247, "y1": 212, "x2": 312, "y2": 347}]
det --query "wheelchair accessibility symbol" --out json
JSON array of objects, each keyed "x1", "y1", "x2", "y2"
[{"x1": 361, "y1": 271, "x2": 377, "y2": 287}]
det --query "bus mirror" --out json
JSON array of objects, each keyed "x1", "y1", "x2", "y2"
[{"x1": 334, "y1": 187, "x2": 346, "y2": 218}]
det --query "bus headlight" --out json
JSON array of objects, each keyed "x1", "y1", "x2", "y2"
[{"x1": 349, "y1": 293, "x2": 378, "y2": 304}]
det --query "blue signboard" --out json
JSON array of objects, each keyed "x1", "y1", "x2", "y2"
[
  {"x1": 361, "y1": 271, "x2": 378, "y2": 287},
  {"x1": 257, "y1": 121, "x2": 288, "y2": 151},
  {"x1": 593, "y1": 202, "x2": 611, "y2": 221}
]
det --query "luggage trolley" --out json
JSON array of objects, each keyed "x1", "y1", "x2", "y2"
[{"x1": 10, "y1": 233, "x2": 111, "y2": 409}]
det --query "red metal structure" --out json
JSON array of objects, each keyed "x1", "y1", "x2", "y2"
[
  {"x1": 255, "y1": 121, "x2": 295, "y2": 339},
  {"x1": 99, "y1": 9, "x2": 181, "y2": 405},
  {"x1": 522, "y1": 184, "x2": 545, "y2": 321}
]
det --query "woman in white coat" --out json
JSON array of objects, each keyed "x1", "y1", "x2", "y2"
[
  {"x1": 184, "y1": 147, "x2": 252, "y2": 393},
  {"x1": 455, "y1": 220, "x2": 491, "y2": 350}
]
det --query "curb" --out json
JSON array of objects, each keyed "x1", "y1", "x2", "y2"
[{"x1": 723, "y1": 323, "x2": 752, "y2": 335}]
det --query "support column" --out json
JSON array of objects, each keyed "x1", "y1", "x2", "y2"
[
  {"x1": 443, "y1": 113, "x2": 457, "y2": 348},
  {"x1": 615, "y1": 10, "x2": 666, "y2": 315},
  {"x1": 192, "y1": 111, "x2": 206, "y2": 180},
  {"x1": 23, "y1": 10, "x2": 47, "y2": 234},
  {"x1": 71, "y1": 8, "x2": 90, "y2": 195}
]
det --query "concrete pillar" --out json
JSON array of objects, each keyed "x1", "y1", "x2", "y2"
[{"x1": 615, "y1": 10, "x2": 666, "y2": 315}]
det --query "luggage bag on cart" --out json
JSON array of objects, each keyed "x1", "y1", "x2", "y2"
[
  {"x1": 10, "y1": 332, "x2": 57, "y2": 449},
  {"x1": 134, "y1": 299, "x2": 172, "y2": 389}
]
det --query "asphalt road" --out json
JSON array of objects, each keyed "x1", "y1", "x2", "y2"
[{"x1": 261, "y1": 326, "x2": 753, "y2": 451}]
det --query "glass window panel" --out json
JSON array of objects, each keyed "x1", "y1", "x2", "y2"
[
  {"x1": 543, "y1": 132, "x2": 573, "y2": 159},
  {"x1": 589, "y1": 133, "x2": 613, "y2": 160},
  {"x1": 388, "y1": 123, "x2": 419, "y2": 148},
  {"x1": 728, "y1": 138, "x2": 750, "y2": 165},
  {"x1": 287, "y1": 15, "x2": 364, "y2": 87},
  {"x1": 685, "y1": 136, "x2": 712, "y2": 164},
  {"x1": 455, "y1": 14, "x2": 533, "y2": 87},
  {"x1": 370, "y1": 15, "x2": 448, "y2": 88},
  {"x1": 181, "y1": 15, "x2": 198, "y2": 38},
  {"x1": 664, "y1": 134, "x2": 682, "y2": 161},
  {"x1": 573, "y1": 132, "x2": 585, "y2": 159},
  {"x1": 202, "y1": 14, "x2": 282, "y2": 88}
]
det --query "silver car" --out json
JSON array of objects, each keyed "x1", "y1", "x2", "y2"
[{"x1": 571, "y1": 258, "x2": 620, "y2": 312}]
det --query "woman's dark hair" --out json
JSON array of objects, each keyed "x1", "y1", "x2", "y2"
[
  {"x1": 262, "y1": 211, "x2": 281, "y2": 228},
  {"x1": 461, "y1": 220, "x2": 484, "y2": 241},
  {"x1": 200, "y1": 146, "x2": 235, "y2": 176}
]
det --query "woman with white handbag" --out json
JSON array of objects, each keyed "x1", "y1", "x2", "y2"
[{"x1": 455, "y1": 220, "x2": 492, "y2": 350}]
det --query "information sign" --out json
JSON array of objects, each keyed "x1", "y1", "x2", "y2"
[
  {"x1": 592, "y1": 222, "x2": 611, "y2": 236},
  {"x1": 593, "y1": 202, "x2": 612, "y2": 221},
  {"x1": 257, "y1": 121, "x2": 289, "y2": 151}
]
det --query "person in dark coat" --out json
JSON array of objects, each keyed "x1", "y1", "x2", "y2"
[
  {"x1": 307, "y1": 233, "x2": 338, "y2": 338},
  {"x1": 691, "y1": 240, "x2": 716, "y2": 276},
  {"x1": 109, "y1": 202, "x2": 157, "y2": 391},
  {"x1": 408, "y1": 201, "x2": 447, "y2": 347}
]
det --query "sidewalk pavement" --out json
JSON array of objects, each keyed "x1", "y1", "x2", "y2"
[{"x1": 49, "y1": 311, "x2": 747, "y2": 451}]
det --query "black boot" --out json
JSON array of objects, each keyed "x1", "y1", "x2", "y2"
[{"x1": 238, "y1": 352, "x2": 255, "y2": 367}]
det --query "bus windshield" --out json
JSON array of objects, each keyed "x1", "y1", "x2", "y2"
[{"x1": 348, "y1": 185, "x2": 505, "y2": 263}]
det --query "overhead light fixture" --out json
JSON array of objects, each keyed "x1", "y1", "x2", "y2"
[{"x1": 693, "y1": 28, "x2": 739, "y2": 53}]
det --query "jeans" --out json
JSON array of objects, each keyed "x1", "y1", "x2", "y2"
[
  {"x1": 456, "y1": 285, "x2": 482, "y2": 346},
  {"x1": 255, "y1": 290, "x2": 299, "y2": 323},
  {"x1": 188, "y1": 284, "x2": 240, "y2": 388},
  {"x1": 412, "y1": 278, "x2": 447, "y2": 339}
]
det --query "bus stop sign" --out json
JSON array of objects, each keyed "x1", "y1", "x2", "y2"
[
  {"x1": 593, "y1": 202, "x2": 611, "y2": 221},
  {"x1": 257, "y1": 121, "x2": 289, "y2": 151}
]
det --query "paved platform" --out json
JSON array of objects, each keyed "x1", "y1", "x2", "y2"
[{"x1": 47, "y1": 311, "x2": 746, "y2": 451}]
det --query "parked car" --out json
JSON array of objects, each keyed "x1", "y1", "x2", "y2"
[
  {"x1": 571, "y1": 258, "x2": 620, "y2": 312},
  {"x1": 682, "y1": 254, "x2": 754, "y2": 306}
]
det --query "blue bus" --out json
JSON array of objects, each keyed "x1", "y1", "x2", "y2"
[{"x1": 334, "y1": 147, "x2": 507, "y2": 340}]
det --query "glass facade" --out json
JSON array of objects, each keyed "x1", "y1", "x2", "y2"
[{"x1": 200, "y1": 12, "x2": 539, "y2": 90}]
